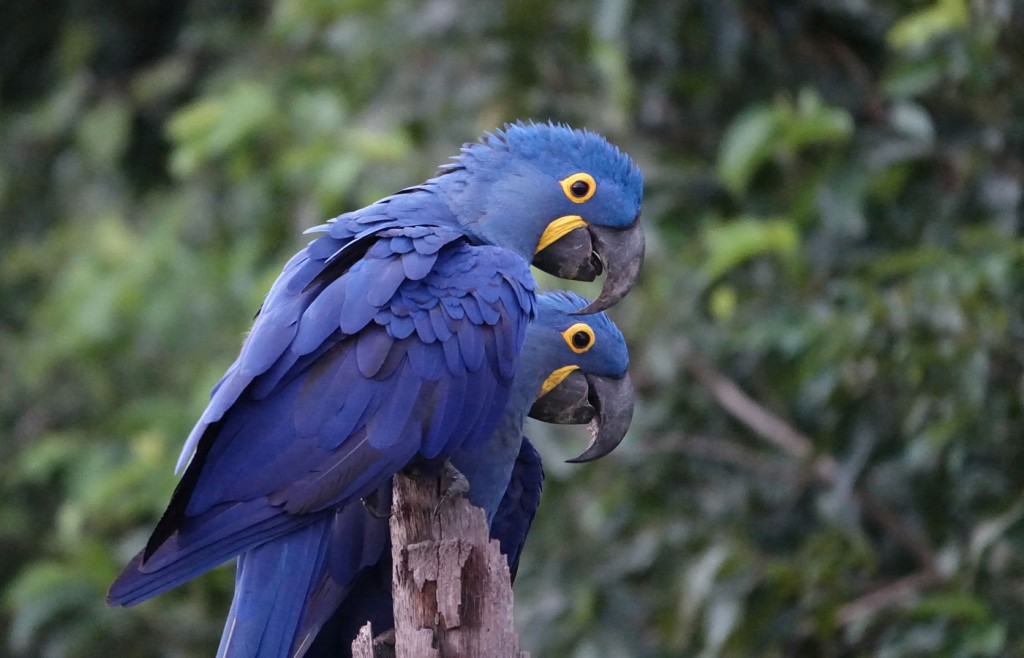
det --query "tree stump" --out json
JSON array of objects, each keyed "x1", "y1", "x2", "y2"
[{"x1": 361, "y1": 471, "x2": 528, "y2": 658}]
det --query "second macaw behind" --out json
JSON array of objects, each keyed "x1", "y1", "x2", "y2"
[{"x1": 108, "y1": 123, "x2": 643, "y2": 608}]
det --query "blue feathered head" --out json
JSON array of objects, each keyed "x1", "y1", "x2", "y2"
[
  {"x1": 435, "y1": 122, "x2": 644, "y2": 314},
  {"x1": 519, "y1": 291, "x2": 632, "y2": 463}
]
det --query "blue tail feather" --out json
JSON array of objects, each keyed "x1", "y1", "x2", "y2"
[{"x1": 217, "y1": 517, "x2": 333, "y2": 658}]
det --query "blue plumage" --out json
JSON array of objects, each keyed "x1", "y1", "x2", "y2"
[
  {"x1": 221, "y1": 292, "x2": 630, "y2": 657},
  {"x1": 110, "y1": 224, "x2": 536, "y2": 607},
  {"x1": 218, "y1": 518, "x2": 333, "y2": 658},
  {"x1": 109, "y1": 123, "x2": 642, "y2": 656}
]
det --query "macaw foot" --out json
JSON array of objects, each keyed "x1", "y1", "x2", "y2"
[
  {"x1": 433, "y1": 460, "x2": 470, "y2": 516},
  {"x1": 361, "y1": 490, "x2": 392, "y2": 519},
  {"x1": 373, "y1": 629, "x2": 396, "y2": 657}
]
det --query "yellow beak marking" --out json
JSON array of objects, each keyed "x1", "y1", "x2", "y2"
[
  {"x1": 537, "y1": 365, "x2": 580, "y2": 399},
  {"x1": 534, "y1": 215, "x2": 589, "y2": 254}
]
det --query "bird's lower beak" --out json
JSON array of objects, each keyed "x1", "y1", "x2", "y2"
[
  {"x1": 528, "y1": 370, "x2": 634, "y2": 463},
  {"x1": 532, "y1": 225, "x2": 603, "y2": 282},
  {"x1": 528, "y1": 370, "x2": 595, "y2": 424},
  {"x1": 532, "y1": 216, "x2": 644, "y2": 314}
]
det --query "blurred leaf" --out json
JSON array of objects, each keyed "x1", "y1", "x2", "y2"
[
  {"x1": 168, "y1": 81, "x2": 276, "y2": 176},
  {"x1": 717, "y1": 105, "x2": 777, "y2": 197},
  {"x1": 702, "y1": 216, "x2": 800, "y2": 280},
  {"x1": 709, "y1": 284, "x2": 738, "y2": 321},
  {"x1": 76, "y1": 96, "x2": 131, "y2": 167},
  {"x1": 888, "y1": 0, "x2": 969, "y2": 51},
  {"x1": 5, "y1": 562, "x2": 95, "y2": 651},
  {"x1": 908, "y1": 592, "x2": 991, "y2": 623},
  {"x1": 718, "y1": 89, "x2": 852, "y2": 195}
]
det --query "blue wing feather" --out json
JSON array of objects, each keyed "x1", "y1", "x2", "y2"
[
  {"x1": 217, "y1": 517, "x2": 334, "y2": 658},
  {"x1": 405, "y1": 338, "x2": 445, "y2": 381},
  {"x1": 238, "y1": 306, "x2": 301, "y2": 377},
  {"x1": 355, "y1": 330, "x2": 395, "y2": 379},
  {"x1": 411, "y1": 308, "x2": 436, "y2": 343},
  {"x1": 474, "y1": 291, "x2": 501, "y2": 325},
  {"x1": 461, "y1": 294, "x2": 483, "y2": 325},
  {"x1": 421, "y1": 374, "x2": 463, "y2": 459},
  {"x1": 293, "y1": 347, "x2": 357, "y2": 437},
  {"x1": 291, "y1": 279, "x2": 348, "y2": 355},
  {"x1": 441, "y1": 337, "x2": 464, "y2": 377},
  {"x1": 457, "y1": 321, "x2": 484, "y2": 372},
  {"x1": 429, "y1": 305, "x2": 453, "y2": 342},
  {"x1": 387, "y1": 312, "x2": 416, "y2": 340},
  {"x1": 400, "y1": 250, "x2": 437, "y2": 280},
  {"x1": 366, "y1": 363, "x2": 422, "y2": 450}
]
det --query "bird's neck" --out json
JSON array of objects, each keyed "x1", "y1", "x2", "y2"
[
  {"x1": 449, "y1": 381, "x2": 535, "y2": 522},
  {"x1": 429, "y1": 171, "x2": 542, "y2": 260}
]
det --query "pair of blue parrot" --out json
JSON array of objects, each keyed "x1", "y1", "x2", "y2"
[{"x1": 109, "y1": 122, "x2": 644, "y2": 657}]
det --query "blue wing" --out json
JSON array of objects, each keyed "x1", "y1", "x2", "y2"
[
  {"x1": 108, "y1": 199, "x2": 535, "y2": 607},
  {"x1": 490, "y1": 438, "x2": 545, "y2": 581}
]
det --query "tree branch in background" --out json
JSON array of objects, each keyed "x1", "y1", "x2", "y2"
[
  {"x1": 679, "y1": 343, "x2": 837, "y2": 481},
  {"x1": 675, "y1": 341, "x2": 943, "y2": 621},
  {"x1": 650, "y1": 433, "x2": 800, "y2": 482},
  {"x1": 834, "y1": 570, "x2": 944, "y2": 627}
]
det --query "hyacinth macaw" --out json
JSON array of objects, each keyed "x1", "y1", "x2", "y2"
[
  {"x1": 216, "y1": 291, "x2": 632, "y2": 658},
  {"x1": 108, "y1": 122, "x2": 643, "y2": 608}
]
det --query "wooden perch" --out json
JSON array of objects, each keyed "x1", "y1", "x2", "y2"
[{"x1": 353, "y1": 471, "x2": 529, "y2": 658}]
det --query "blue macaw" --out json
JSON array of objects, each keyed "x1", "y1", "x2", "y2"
[
  {"x1": 215, "y1": 291, "x2": 632, "y2": 658},
  {"x1": 108, "y1": 123, "x2": 642, "y2": 609}
]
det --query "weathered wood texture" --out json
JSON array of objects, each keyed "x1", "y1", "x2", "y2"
[
  {"x1": 351, "y1": 623, "x2": 397, "y2": 658},
  {"x1": 379, "y1": 472, "x2": 529, "y2": 658},
  {"x1": 351, "y1": 624, "x2": 375, "y2": 658}
]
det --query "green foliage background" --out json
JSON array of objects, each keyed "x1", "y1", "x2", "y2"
[{"x1": 3, "y1": 0, "x2": 1024, "y2": 656}]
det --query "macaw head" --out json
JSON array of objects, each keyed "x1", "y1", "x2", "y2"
[
  {"x1": 518, "y1": 291, "x2": 633, "y2": 463},
  {"x1": 435, "y1": 122, "x2": 644, "y2": 314}
]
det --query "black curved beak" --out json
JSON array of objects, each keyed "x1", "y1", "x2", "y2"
[
  {"x1": 532, "y1": 216, "x2": 644, "y2": 314},
  {"x1": 528, "y1": 371, "x2": 634, "y2": 463}
]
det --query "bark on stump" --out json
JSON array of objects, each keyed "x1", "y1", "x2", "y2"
[{"x1": 352, "y1": 472, "x2": 529, "y2": 658}]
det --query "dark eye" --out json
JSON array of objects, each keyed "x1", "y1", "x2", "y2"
[
  {"x1": 561, "y1": 322, "x2": 596, "y2": 353},
  {"x1": 570, "y1": 180, "x2": 590, "y2": 198},
  {"x1": 559, "y1": 173, "x2": 597, "y2": 203}
]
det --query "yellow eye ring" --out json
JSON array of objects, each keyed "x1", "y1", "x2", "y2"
[
  {"x1": 561, "y1": 322, "x2": 596, "y2": 353},
  {"x1": 560, "y1": 173, "x2": 596, "y2": 203}
]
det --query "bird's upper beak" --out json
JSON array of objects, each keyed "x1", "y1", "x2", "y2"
[
  {"x1": 533, "y1": 215, "x2": 644, "y2": 314},
  {"x1": 528, "y1": 370, "x2": 634, "y2": 463}
]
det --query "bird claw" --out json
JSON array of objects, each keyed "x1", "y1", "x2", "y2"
[
  {"x1": 373, "y1": 629, "x2": 396, "y2": 658},
  {"x1": 433, "y1": 461, "x2": 470, "y2": 516},
  {"x1": 361, "y1": 491, "x2": 392, "y2": 519}
]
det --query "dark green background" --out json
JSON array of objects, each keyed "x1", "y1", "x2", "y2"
[{"x1": 3, "y1": 1, "x2": 1024, "y2": 656}]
